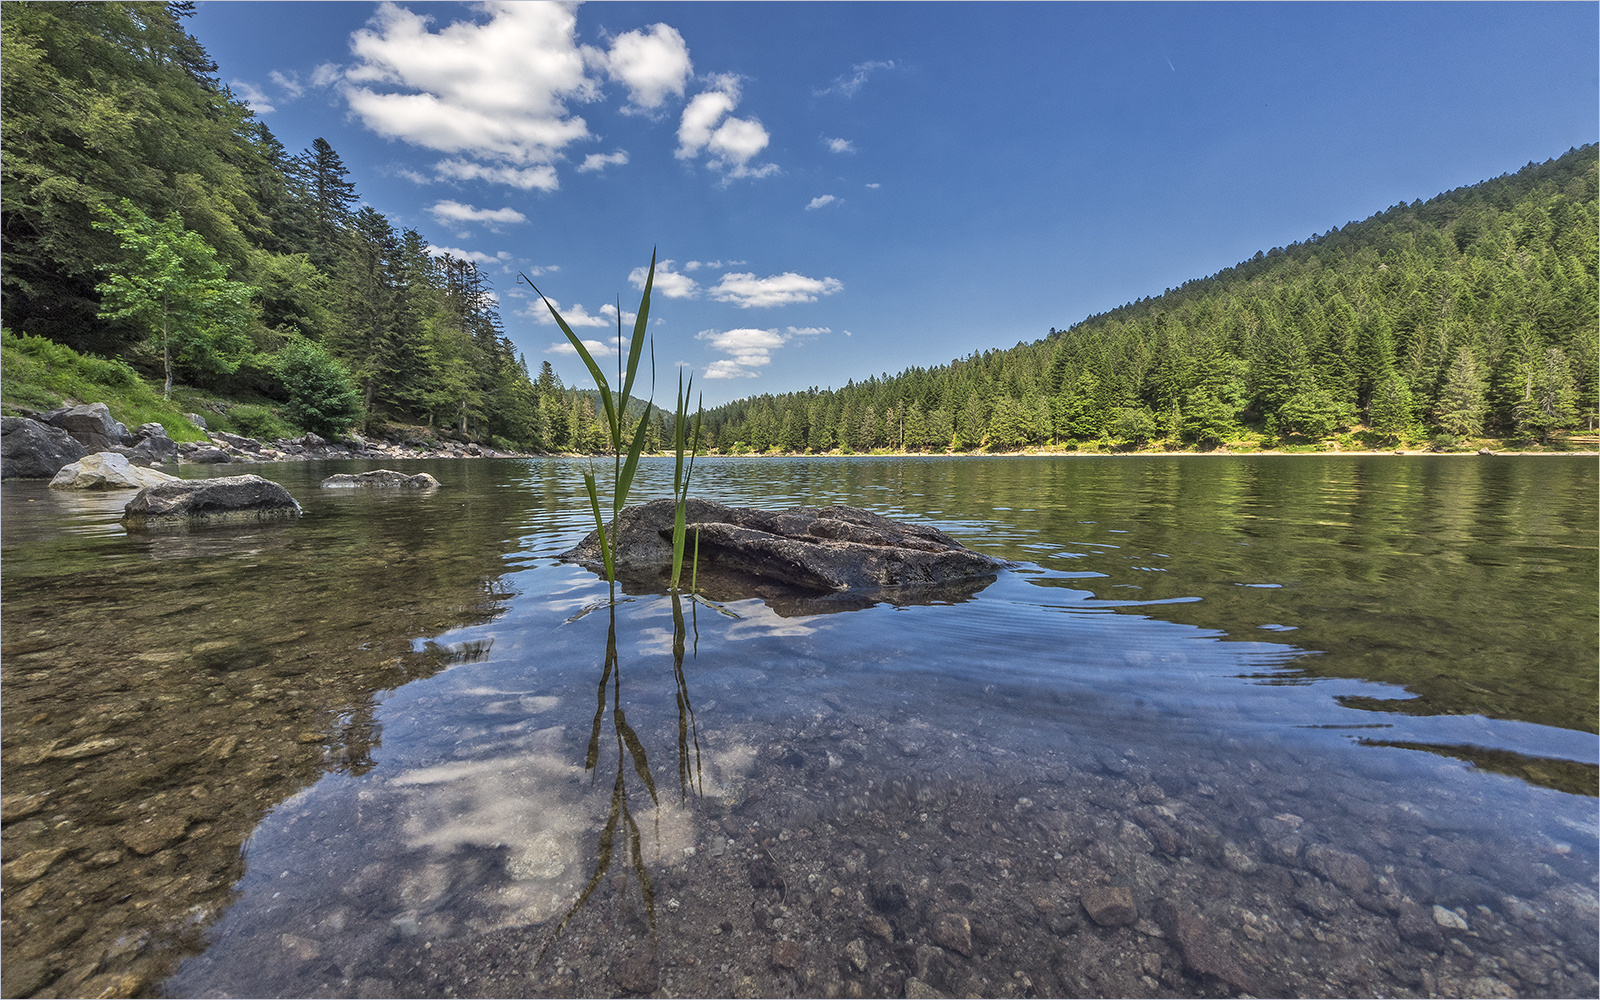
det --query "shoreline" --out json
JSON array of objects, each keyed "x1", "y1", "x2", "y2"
[{"x1": 158, "y1": 446, "x2": 1597, "y2": 470}]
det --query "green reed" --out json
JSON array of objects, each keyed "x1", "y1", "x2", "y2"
[
  {"x1": 522, "y1": 251, "x2": 704, "y2": 591},
  {"x1": 669, "y1": 369, "x2": 703, "y2": 592},
  {"x1": 521, "y1": 254, "x2": 657, "y2": 586}
]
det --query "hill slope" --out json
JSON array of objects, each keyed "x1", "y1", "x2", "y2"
[{"x1": 702, "y1": 146, "x2": 1598, "y2": 454}]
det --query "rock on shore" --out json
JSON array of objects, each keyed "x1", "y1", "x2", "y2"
[
  {"x1": 49, "y1": 452, "x2": 179, "y2": 490},
  {"x1": 1, "y1": 416, "x2": 88, "y2": 478}
]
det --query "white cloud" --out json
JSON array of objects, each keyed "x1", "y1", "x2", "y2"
[
  {"x1": 231, "y1": 80, "x2": 276, "y2": 114},
  {"x1": 709, "y1": 271, "x2": 843, "y2": 308},
  {"x1": 705, "y1": 359, "x2": 760, "y2": 379},
  {"x1": 593, "y1": 23, "x2": 692, "y2": 113},
  {"x1": 598, "y1": 302, "x2": 639, "y2": 327},
  {"x1": 526, "y1": 298, "x2": 612, "y2": 328},
  {"x1": 865, "y1": 182, "x2": 881, "y2": 189},
  {"x1": 675, "y1": 74, "x2": 776, "y2": 180},
  {"x1": 824, "y1": 137, "x2": 855, "y2": 154},
  {"x1": 435, "y1": 159, "x2": 560, "y2": 191},
  {"x1": 629, "y1": 260, "x2": 699, "y2": 299},
  {"x1": 676, "y1": 79, "x2": 737, "y2": 159},
  {"x1": 427, "y1": 200, "x2": 527, "y2": 226},
  {"x1": 338, "y1": 1, "x2": 597, "y2": 190},
  {"x1": 816, "y1": 59, "x2": 896, "y2": 98},
  {"x1": 427, "y1": 245, "x2": 514, "y2": 267},
  {"x1": 577, "y1": 150, "x2": 629, "y2": 173},
  {"x1": 269, "y1": 69, "x2": 305, "y2": 99},
  {"x1": 697, "y1": 325, "x2": 826, "y2": 379},
  {"x1": 805, "y1": 195, "x2": 839, "y2": 211},
  {"x1": 699, "y1": 325, "x2": 781, "y2": 375},
  {"x1": 310, "y1": 62, "x2": 344, "y2": 88},
  {"x1": 546, "y1": 335, "x2": 628, "y2": 357}
]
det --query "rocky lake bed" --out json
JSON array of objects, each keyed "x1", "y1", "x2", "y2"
[{"x1": 2, "y1": 455, "x2": 1596, "y2": 999}]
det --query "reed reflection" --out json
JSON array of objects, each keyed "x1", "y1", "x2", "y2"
[{"x1": 538, "y1": 589, "x2": 706, "y2": 964}]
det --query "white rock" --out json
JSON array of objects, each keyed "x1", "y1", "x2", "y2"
[
  {"x1": 1432, "y1": 904, "x2": 1470, "y2": 930},
  {"x1": 49, "y1": 452, "x2": 179, "y2": 490}
]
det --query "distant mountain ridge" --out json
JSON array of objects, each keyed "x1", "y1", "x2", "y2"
[{"x1": 701, "y1": 145, "x2": 1597, "y2": 453}]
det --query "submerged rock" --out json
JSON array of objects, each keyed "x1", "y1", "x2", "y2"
[
  {"x1": 1081, "y1": 885, "x2": 1138, "y2": 927},
  {"x1": 121, "y1": 475, "x2": 301, "y2": 529},
  {"x1": 50, "y1": 452, "x2": 180, "y2": 490},
  {"x1": 321, "y1": 469, "x2": 441, "y2": 489},
  {"x1": 560, "y1": 498, "x2": 1005, "y2": 606}
]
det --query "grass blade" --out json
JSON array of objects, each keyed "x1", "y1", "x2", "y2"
[
  {"x1": 615, "y1": 408, "x2": 652, "y2": 514},
  {"x1": 523, "y1": 272, "x2": 619, "y2": 447},
  {"x1": 618, "y1": 249, "x2": 655, "y2": 412},
  {"x1": 582, "y1": 469, "x2": 614, "y2": 584}
]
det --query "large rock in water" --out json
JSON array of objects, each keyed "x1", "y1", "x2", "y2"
[
  {"x1": 50, "y1": 452, "x2": 180, "y2": 490},
  {"x1": 321, "y1": 469, "x2": 440, "y2": 489},
  {"x1": 560, "y1": 498, "x2": 1006, "y2": 606},
  {"x1": 1, "y1": 417, "x2": 88, "y2": 479},
  {"x1": 121, "y1": 475, "x2": 301, "y2": 530}
]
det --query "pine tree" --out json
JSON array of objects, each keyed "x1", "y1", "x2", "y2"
[
  {"x1": 304, "y1": 137, "x2": 357, "y2": 271},
  {"x1": 1513, "y1": 347, "x2": 1579, "y2": 442},
  {"x1": 1368, "y1": 372, "x2": 1414, "y2": 442},
  {"x1": 1435, "y1": 348, "x2": 1486, "y2": 437},
  {"x1": 985, "y1": 396, "x2": 1030, "y2": 450}
]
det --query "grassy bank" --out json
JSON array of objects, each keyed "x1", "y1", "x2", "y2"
[{"x1": 1, "y1": 330, "x2": 303, "y2": 444}]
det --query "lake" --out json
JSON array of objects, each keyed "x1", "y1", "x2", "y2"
[{"x1": 1, "y1": 454, "x2": 1595, "y2": 999}]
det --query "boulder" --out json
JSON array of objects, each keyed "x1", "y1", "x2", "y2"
[
  {"x1": 211, "y1": 431, "x2": 262, "y2": 452},
  {"x1": 121, "y1": 475, "x2": 301, "y2": 530},
  {"x1": 1, "y1": 416, "x2": 89, "y2": 479},
  {"x1": 185, "y1": 412, "x2": 208, "y2": 430},
  {"x1": 320, "y1": 469, "x2": 440, "y2": 489},
  {"x1": 560, "y1": 498, "x2": 1006, "y2": 602},
  {"x1": 123, "y1": 434, "x2": 178, "y2": 465},
  {"x1": 186, "y1": 447, "x2": 232, "y2": 464},
  {"x1": 50, "y1": 452, "x2": 180, "y2": 490},
  {"x1": 44, "y1": 402, "x2": 130, "y2": 450}
]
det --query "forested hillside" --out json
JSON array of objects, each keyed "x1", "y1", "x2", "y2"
[
  {"x1": 702, "y1": 147, "x2": 1599, "y2": 453},
  {"x1": 1, "y1": 1, "x2": 586, "y2": 449}
]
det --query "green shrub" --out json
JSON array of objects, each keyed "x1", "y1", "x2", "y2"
[
  {"x1": 223, "y1": 404, "x2": 293, "y2": 441},
  {"x1": 276, "y1": 339, "x2": 362, "y2": 437}
]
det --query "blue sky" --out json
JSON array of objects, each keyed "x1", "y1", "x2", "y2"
[{"x1": 191, "y1": 2, "x2": 1598, "y2": 407}]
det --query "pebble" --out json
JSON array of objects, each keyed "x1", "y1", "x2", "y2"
[
  {"x1": 904, "y1": 977, "x2": 946, "y2": 999},
  {"x1": 1433, "y1": 905, "x2": 1470, "y2": 931},
  {"x1": 772, "y1": 939, "x2": 803, "y2": 969},
  {"x1": 1221, "y1": 840, "x2": 1258, "y2": 875},
  {"x1": 1, "y1": 847, "x2": 68, "y2": 887},
  {"x1": 1305, "y1": 844, "x2": 1374, "y2": 893},
  {"x1": 845, "y1": 937, "x2": 868, "y2": 971},
  {"x1": 1081, "y1": 885, "x2": 1138, "y2": 927},
  {"x1": 119, "y1": 815, "x2": 190, "y2": 856},
  {"x1": 863, "y1": 914, "x2": 893, "y2": 941},
  {"x1": 931, "y1": 911, "x2": 973, "y2": 956}
]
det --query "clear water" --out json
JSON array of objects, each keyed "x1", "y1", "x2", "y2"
[{"x1": 2, "y1": 455, "x2": 1595, "y2": 998}]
